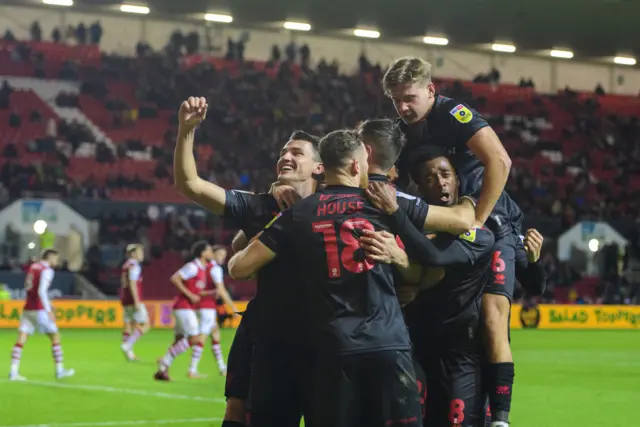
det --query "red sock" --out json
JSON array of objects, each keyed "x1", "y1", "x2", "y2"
[{"x1": 122, "y1": 331, "x2": 130, "y2": 343}]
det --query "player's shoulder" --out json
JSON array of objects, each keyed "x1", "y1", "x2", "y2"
[{"x1": 435, "y1": 95, "x2": 481, "y2": 124}]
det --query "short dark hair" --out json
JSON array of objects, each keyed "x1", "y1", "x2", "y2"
[
  {"x1": 319, "y1": 130, "x2": 362, "y2": 171},
  {"x1": 41, "y1": 248, "x2": 58, "y2": 260},
  {"x1": 357, "y1": 119, "x2": 405, "y2": 172},
  {"x1": 408, "y1": 146, "x2": 453, "y2": 184},
  {"x1": 190, "y1": 240, "x2": 210, "y2": 259},
  {"x1": 288, "y1": 130, "x2": 321, "y2": 162}
]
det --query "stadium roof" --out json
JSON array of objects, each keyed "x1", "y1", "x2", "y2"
[{"x1": 25, "y1": 0, "x2": 640, "y2": 60}]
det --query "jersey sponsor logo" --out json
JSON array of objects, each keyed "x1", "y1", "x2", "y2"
[
  {"x1": 459, "y1": 228, "x2": 477, "y2": 242},
  {"x1": 264, "y1": 212, "x2": 281, "y2": 229},
  {"x1": 449, "y1": 104, "x2": 473, "y2": 124}
]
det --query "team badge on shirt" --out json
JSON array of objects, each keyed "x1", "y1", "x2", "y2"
[
  {"x1": 449, "y1": 104, "x2": 473, "y2": 124},
  {"x1": 459, "y1": 228, "x2": 477, "y2": 242}
]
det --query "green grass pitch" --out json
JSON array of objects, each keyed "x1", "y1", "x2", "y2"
[{"x1": 0, "y1": 328, "x2": 638, "y2": 426}]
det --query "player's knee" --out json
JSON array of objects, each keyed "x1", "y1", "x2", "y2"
[
  {"x1": 224, "y1": 397, "x2": 246, "y2": 422},
  {"x1": 49, "y1": 333, "x2": 61, "y2": 344}
]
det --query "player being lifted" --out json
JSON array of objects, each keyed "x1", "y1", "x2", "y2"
[
  {"x1": 120, "y1": 244, "x2": 148, "y2": 361},
  {"x1": 199, "y1": 245, "x2": 238, "y2": 376},
  {"x1": 9, "y1": 249, "x2": 75, "y2": 380},
  {"x1": 154, "y1": 241, "x2": 212, "y2": 381},
  {"x1": 383, "y1": 57, "x2": 544, "y2": 427},
  {"x1": 228, "y1": 130, "x2": 429, "y2": 427}
]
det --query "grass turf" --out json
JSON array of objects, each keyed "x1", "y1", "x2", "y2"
[{"x1": 0, "y1": 329, "x2": 638, "y2": 426}]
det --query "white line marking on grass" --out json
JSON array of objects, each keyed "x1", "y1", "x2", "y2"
[
  {"x1": 0, "y1": 379, "x2": 226, "y2": 403},
  {"x1": 0, "y1": 417, "x2": 221, "y2": 427}
]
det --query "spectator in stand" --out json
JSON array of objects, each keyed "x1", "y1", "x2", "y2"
[
  {"x1": 30, "y1": 21, "x2": 42, "y2": 42},
  {"x1": 89, "y1": 21, "x2": 103, "y2": 45},
  {"x1": 76, "y1": 23, "x2": 87, "y2": 45},
  {"x1": 52, "y1": 27, "x2": 61, "y2": 43}
]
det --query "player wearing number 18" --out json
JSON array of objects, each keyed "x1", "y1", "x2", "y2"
[{"x1": 229, "y1": 130, "x2": 425, "y2": 427}]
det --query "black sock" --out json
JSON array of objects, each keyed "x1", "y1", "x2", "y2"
[
  {"x1": 487, "y1": 362, "x2": 514, "y2": 422},
  {"x1": 221, "y1": 421, "x2": 245, "y2": 427}
]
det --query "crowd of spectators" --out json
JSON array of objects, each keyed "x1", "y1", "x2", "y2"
[{"x1": 1, "y1": 27, "x2": 640, "y2": 303}]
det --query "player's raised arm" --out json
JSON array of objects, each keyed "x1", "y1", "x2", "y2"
[
  {"x1": 466, "y1": 127, "x2": 511, "y2": 224},
  {"x1": 174, "y1": 96, "x2": 227, "y2": 215}
]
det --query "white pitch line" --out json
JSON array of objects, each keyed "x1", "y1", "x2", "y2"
[
  {"x1": 0, "y1": 379, "x2": 226, "y2": 403},
  {"x1": 0, "y1": 417, "x2": 221, "y2": 427}
]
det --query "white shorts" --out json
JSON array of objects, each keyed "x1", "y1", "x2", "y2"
[
  {"x1": 123, "y1": 304, "x2": 149, "y2": 325},
  {"x1": 198, "y1": 309, "x2": 218, "y2": 335},
  {"x1": 19, "y1": 310, "x2": 59, "y2": 335},
  {"x1": 173, "y1": 309, "x2": 199, "y2": 337}
]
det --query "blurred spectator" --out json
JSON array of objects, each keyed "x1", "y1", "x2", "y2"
[
  {"x1": 76, "y1": 23, "x2": 87, "y2": 44},
  {"x1": 30, "y1": 21, "x2": 42, "y2": 41},
  {"x1": 52, "y1": 27, "x2": 61, "y2": 43},
  {"x1": 89, "y1": 21, "x2": 103, "y2": 45}
]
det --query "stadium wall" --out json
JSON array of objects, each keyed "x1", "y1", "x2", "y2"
[
  {"x1": 1, "y1": 5, "x2": 640, "y2": 94},
  {"x1": 0, "y1": 301, "x2": 638, "y2": 330}
]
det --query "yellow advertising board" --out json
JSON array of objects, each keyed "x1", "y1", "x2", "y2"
[
  {"x1": 0, "y1": 300, "x2": 249, "y2": 329},
  {"x1": 510, "y1": 304, "x2": 640, "y2": 329},
  {"x1": 1, "y1": 301, "x2": 638, "y2": 330}
]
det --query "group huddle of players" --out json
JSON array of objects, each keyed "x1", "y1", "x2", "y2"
[
  {"x1": 8, "y1": 55, "x2": 546, "y2": 427},
  {"x1": 172, "y1": 56, "x2": 547, "y2": 427}
]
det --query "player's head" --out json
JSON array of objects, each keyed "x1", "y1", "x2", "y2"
[
  {"x1": 126, "y1": 244, "x2": 144, "y2": 262},
  {"x1": 319, "y1": 130, "x2": 369, "y2": 188},
  {"x1": 211, "y1": 244, "x2": 228, "y2": 265},
  {"x1": 383, "y1": 57, "x2": 436, "y2": 124},
  {"x1": 409, "y1": 146, "x2": 459, "y2": 207},
  {"x1": 356, "y1": 118, "x2": 405, "y2": 175},
  {"x1": 191, "y1": 240, "x2": 214, "y2": 262},
  {"x1": 41, "y1": 248, "x2": 59, "y2": 268},
  {"x1": 277, "y1": 131, "x2": 324, "y2": 184}
]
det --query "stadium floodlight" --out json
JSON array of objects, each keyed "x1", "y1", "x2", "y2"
[
  {"x1": 33, "y1": 220, "x2": 48, "y2": 235},
  {"x1": 588, "y1": 238, "x2": 600, "y2": 253},
  {"x1": 284, "y1": 21, "x2": 311, "y2": 31},
  {"x1": 43, "y1": 0, "x2": 73, "y2": 6},
  {"x1": 120, "y1": 4, "x2": 150, "y2": 14},
  {"x1": 353, "y1": 29, "x2": 380, "y2": 39},
  {"x1": 614, "y1": 56, "x2": 636, "y2": 66},
  {"x1": 550, "y1": 49, "x2": 573, "y2": 59},
  {"x1": 492, "y1": 43, "x2": 516, "y2": 53},
  {"x1": 204, "y1": 13, "x2": 233, "y2": 23},
  {"x1": 423, "y1": 36, "x2": 449, "y2": 46},
  {"x1": 27, "y1": 242, "x2": 35, "y2": 250}
]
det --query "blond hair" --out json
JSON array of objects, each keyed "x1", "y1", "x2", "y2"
[{"x1": 382, "y1": 57, "x2": 432, "y2": 95}]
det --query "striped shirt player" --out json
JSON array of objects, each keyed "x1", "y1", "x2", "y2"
[
  {"x1": 154, "y1": 241, "x2": 213, "y2": 381},
  {"x1": 9, "y1": 249, "x2": 75, "y2": 380},
  {"x1": 199, "y1": 247, "x2": 238, "y2": 376},
  {"x1": 120, "y1": 244, "x2": 147, "y2": 361}
]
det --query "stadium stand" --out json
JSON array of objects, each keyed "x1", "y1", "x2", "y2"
[{"x1": 0, "y1": 33, "x2": 638, "y2": 306}]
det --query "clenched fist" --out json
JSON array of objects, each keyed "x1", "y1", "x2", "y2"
[{"x1": 179, "y1": 97, "x2": 208, "y2": 130}]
